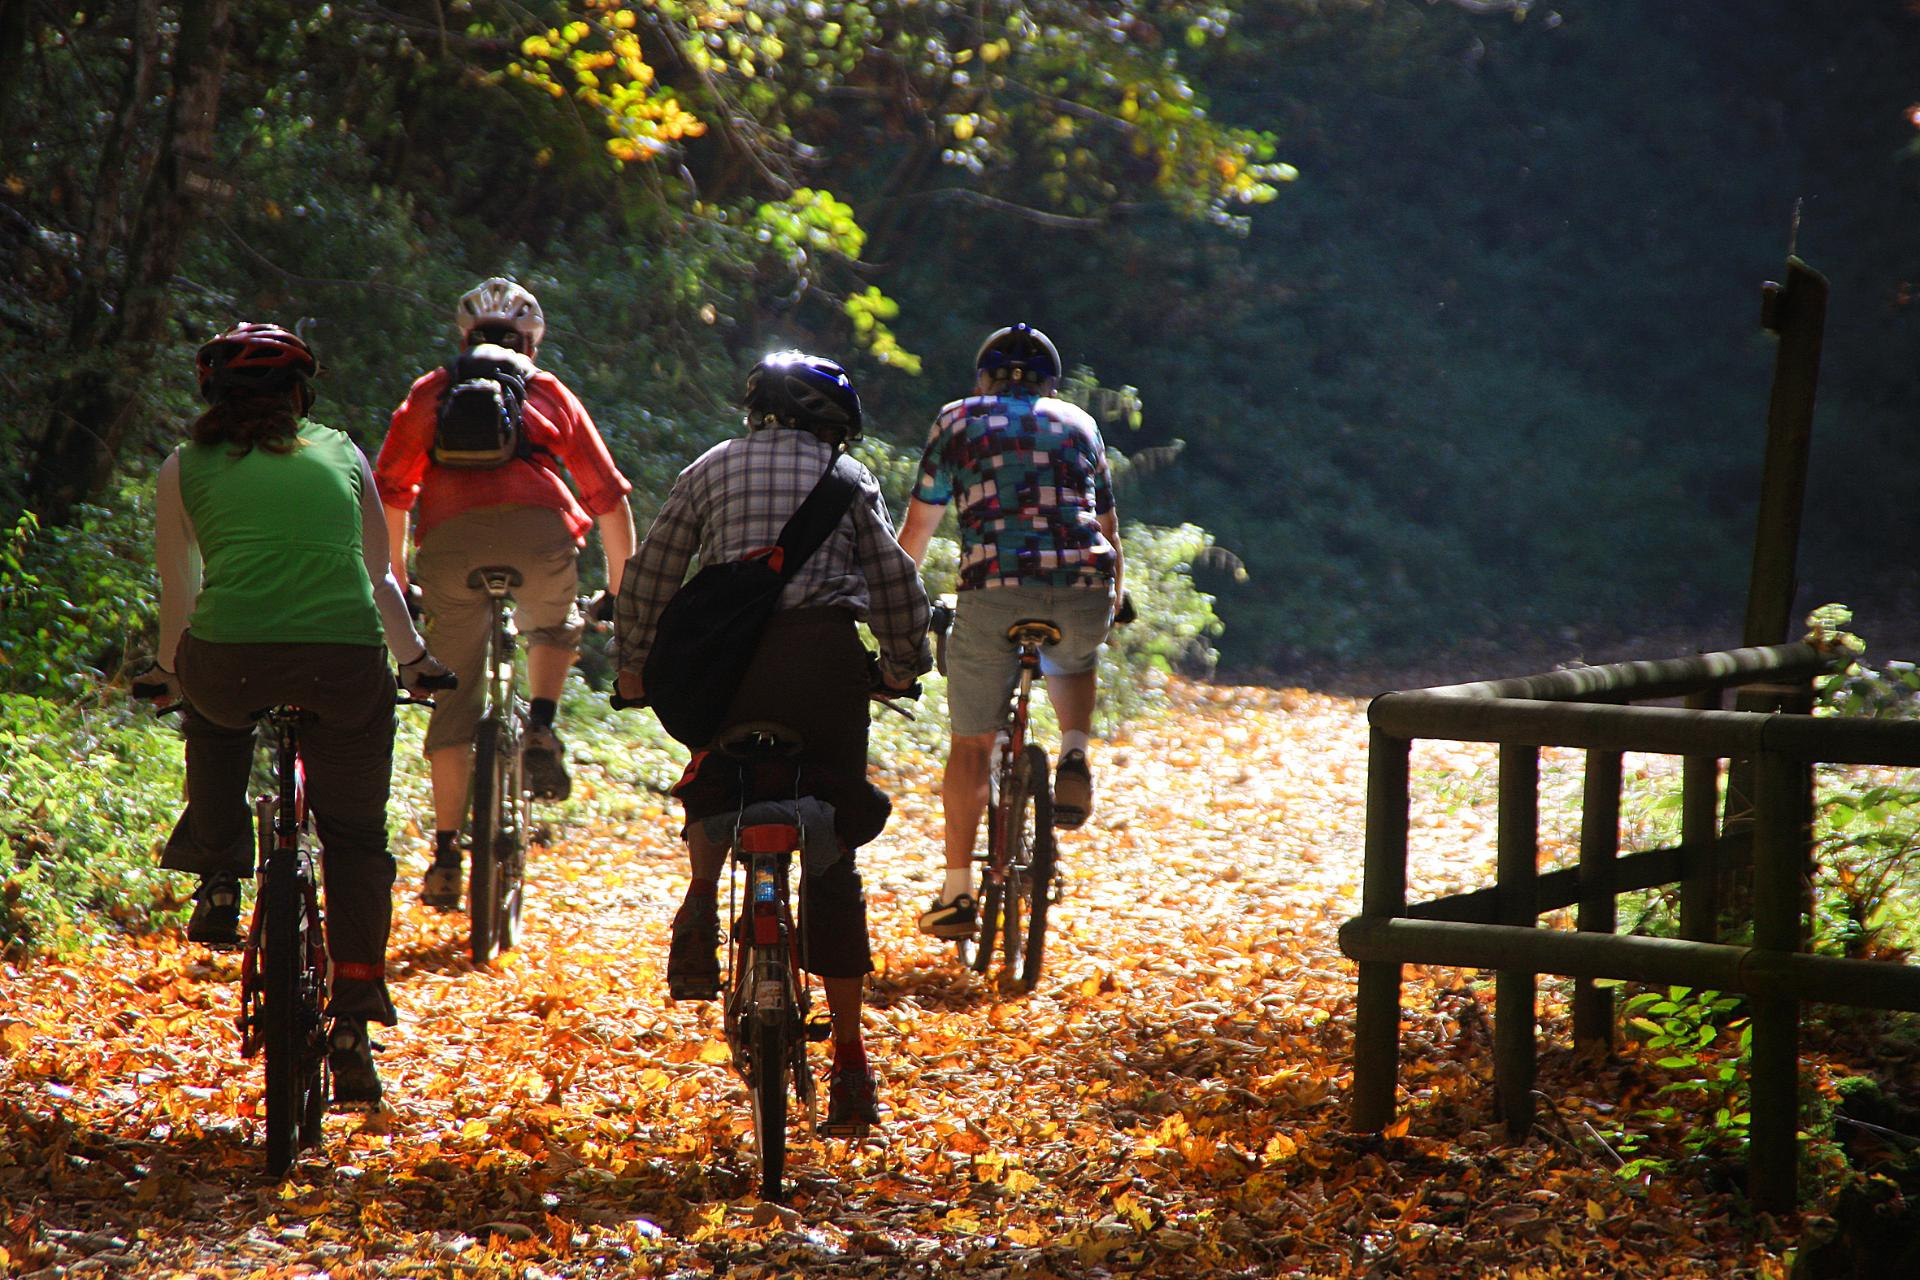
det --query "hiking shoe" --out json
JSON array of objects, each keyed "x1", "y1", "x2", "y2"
[
  {"x1": 419, "y1": 861, "x2": 462, "y2": 911},
  {"x1": 917, "y1": 890, "x2": 977, "y2": 940},
  {"x1": 187, "y1": 873, "x2": 242, "y2": 949},
  {"x1": 521, "y1": 726, "x2": 571, "y2": 802},
  {"x1": 819, "y1": 1063, "x2": 879, "y2": 1138},
  {"x1": 667, "y1": 895, "x2": 721, "y2": 1001},
  {"x1": 1053, "y1": 750, "x2": 1093, "y2": 830},
  {"x1": 328, "y1": 1019, "x2": 383, "y2": 1111}
]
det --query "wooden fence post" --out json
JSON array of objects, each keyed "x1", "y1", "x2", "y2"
[
  {"x1": 1352, "y1": 728, "x2": 1412, "y2": 1131},
  {"x1": 1495, "y1": 743, "x2": 1540, "y2": 1139},
  {"x1": 1574, "y1": 748, "x2": 1623, "y2": 1049},
  {"x1": 1748, "y1": 748, "x2": 1803, "y2": 1213}
]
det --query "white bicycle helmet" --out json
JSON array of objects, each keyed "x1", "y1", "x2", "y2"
[{"x1": 455, "y1": 277, "x2": 546, "y2": 348}]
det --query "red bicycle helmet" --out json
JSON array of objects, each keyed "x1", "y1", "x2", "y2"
[{"x1": 195, "y1": 323, "x2": 319, "y2": 403}]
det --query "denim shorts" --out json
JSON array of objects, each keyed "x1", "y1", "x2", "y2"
[{"x1": 945, "y1": 583, "x2": 1113, "y2": 738}]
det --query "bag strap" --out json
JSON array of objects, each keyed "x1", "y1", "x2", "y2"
[{"x1": 771, "y1": 452, "x2": 860, "y2": 583}]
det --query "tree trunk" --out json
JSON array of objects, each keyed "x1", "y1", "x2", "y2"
[
  {"x1": 26, "y1": 0, "x2": 232, "y2": 524},
  {"x1": 0, "y1": 0, "x2": 34, "y2": 151},
  {"x1": 68, "y1": 0, "x2": 162, "y2": 355}
]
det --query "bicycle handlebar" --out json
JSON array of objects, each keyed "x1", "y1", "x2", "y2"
[
  {"x1": 408, "y1": 670, "x2": 460, "y2": 692},
  {"x1": 608, "y1": 691, "x2": 647, "y2": 712}
]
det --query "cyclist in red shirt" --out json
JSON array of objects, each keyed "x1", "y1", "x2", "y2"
[{"x1": 375, "y1": 279, "x2": 636, "y2": 908}]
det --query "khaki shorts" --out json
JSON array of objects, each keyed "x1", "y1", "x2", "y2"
[
  {"x1": 417, "y1": 505, "x2": 582, "y2": 753},
  {"x1": 946, "y1": 583, "x2": 1113, "y2": 738}
]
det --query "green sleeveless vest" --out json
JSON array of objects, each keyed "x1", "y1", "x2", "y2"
[{"x1": 176, "y1": 421, "x2": 383, "y2": 646}]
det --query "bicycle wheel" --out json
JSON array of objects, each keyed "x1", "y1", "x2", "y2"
[
  {"x1": 997, "y1": 745, "x2": 1052, "y2": 993},
  {"x1": 497, "y1": 730, "x2": 529, "y2": 953},
  {"x1": 1016, "y1": 747, "x2": 1056, "y2": 993},
  {"x1": 961, "y1": 782, "x2": 1007, "y2": 973},
  {"x1": 748, "y1": 965, "x2": 789, "y2": 1202},
  {"x1": 468, "y1": 718, "x2": 506, "y2": 964},
  {"x1": 261, "y1": 848, "x2": 305, "y2": 1176}
]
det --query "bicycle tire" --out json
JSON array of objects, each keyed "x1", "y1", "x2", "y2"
[
  {"x1": 1016, "y1": 746, "x2": 1056, "y2": 993},
  {"x1": 750, "y1": 975, "x2": 789, "y2": 1202},
  {"x1": 261, "y1": 847, "x2": 304, "y2": 1177},
  {"x1": 497, "y1": 733, "x2": 529, "y2": 953},
  {"x1": 995, "y1": 747, "x2": 1040, "y2": 991},
  {"x1": 468, "y1": 719, "x2": 505, "y2": 965},
  {"x1": 962, "y1": 790, "x2": 1006, "y2": 972}
]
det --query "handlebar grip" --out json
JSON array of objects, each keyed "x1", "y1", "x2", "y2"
[
  {"x1": 130, "y1": 680, "x2": 171, "y2": 700},
  {"x1": 412, "y1": 671, "x2": 460, "y2": 691},
  {"x1": 591, "y1": 592, "x2": 616, "y2": 623},
  {"x1": 609, "y1": 692, "x2": 647, "y2": 711},
  {"x1": 1114, "y1": 591, "x2": 1136, "y2": 626}
]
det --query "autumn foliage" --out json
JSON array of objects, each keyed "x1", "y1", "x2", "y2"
[{"x1": 0, "y1": 684, "x2": 1808, "y2": 1277}]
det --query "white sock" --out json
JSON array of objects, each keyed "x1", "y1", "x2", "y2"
[
  {"x1": 1061, "y1": 730, "x2": 1090, "y2": 760},
  {"x1": 943, "y1": 867, "x2": 973, "y2": 902}
]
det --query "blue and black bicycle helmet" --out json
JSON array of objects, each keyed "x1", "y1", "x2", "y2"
[
  {"x1": 742, "y1": 350, "x2": 863, "y2": 443},
  {"x1": 974, "y1": 322, "x2": 1061, "y2": 386}
]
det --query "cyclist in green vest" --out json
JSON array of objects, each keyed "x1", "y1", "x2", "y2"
[{"x1": 140, "y1": 323, "x2": 451, "y2": 1109}]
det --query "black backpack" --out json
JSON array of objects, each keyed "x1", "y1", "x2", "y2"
[
  {"x1": 644, "y1": 453, "x2": 860, "y2": 748},
  {"x1": 432, "y1": 345, "x2": 536, "y2": 469}
]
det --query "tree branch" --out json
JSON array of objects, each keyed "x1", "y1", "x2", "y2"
[{"x1": 900, "y1": 187, "x2": 1104, "y2": 231}]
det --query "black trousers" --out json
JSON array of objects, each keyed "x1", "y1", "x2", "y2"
[
  {"x1": 166, "y1": 636, "x2": 399, "y2": 1023},
  {"x1": 676, "y1": 608, "x2": 881, "y2": 978}
]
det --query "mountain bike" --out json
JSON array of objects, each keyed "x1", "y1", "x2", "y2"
[
  {"x1": 612, "y1": 679, "x2": 914, "y2": 1201},
  {"x1": 706, "y1": 721, "x2": 832, "y2": 1202},
  {"x1": 463, "y1": 565, "x2": 533, "y2": 966},
  {"x1": 234, "y1": 705, "x2": 332, "y2": 1175},
  {"x1": 458, "y1": 570, "x2": 611, "y2": 966},
  {"x1": 932, "y1": 602, "x2": 1060, "y2": 994},
  {"x1": 133, "y1": 687, "x2": 444, "y2": 1177}
]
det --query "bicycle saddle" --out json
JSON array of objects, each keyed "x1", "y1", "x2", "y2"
[
  {"x1": 716, "y1": 720, "x2": 805, "y2": 760},
  {"x1": 1006, "y1": 619, "x2": 1063, "y2": 647},
  {"x1": 467, "y1": 565, "x2": 524, "y2": 594}
]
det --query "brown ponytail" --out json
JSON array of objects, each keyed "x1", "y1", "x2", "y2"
[{"x1": 190, "y1": 388, "x2": 306, "y2": 456}]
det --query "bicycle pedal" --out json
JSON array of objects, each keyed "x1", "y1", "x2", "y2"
[{"x1": 804, "y1": 1016, "x2": 833, "y2": 1043}]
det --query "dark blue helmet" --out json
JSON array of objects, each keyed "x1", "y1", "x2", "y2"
[
  {"x1": 974, "y1": 323, "x2": 1061, "y2": 386},
  {"x1": 743, "y1": 350, "x2": 862, "y2": 442}
]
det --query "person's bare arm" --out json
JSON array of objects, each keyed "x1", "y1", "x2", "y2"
[
  {"x1": 896, "y1": 497, "x2": 945, "y2": 566},
  {"x1": 1099, "y1": 509, "x2": 1123, "y2": 605},
  {"x1": 596, "y1": 495, "x2": 636, "y2": 595},
  {"x1": 384, "y1": 506, "x2": 412, "y2": 594}
]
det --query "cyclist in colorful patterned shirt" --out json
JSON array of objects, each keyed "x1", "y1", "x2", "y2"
[{"x1": 896, "y1": 324, "x2": 1123, "y2": 939}]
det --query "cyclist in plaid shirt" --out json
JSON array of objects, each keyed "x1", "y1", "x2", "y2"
[{"x1": 615, "y1": 351, "x2": 928, "y2": 1131}]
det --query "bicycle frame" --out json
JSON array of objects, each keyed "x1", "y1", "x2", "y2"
[
  {"x1": 465, "y1": 567, "x2": 531, "y2": 964},
  {"x1": 238, "y1": 711, "x2": 326, "y2": 1061},
  {"x1": 960, "y1": 619, "x2": 1062, "y2": 991},
  {"x1": 714, "y1": 729, "x2": 827, "y2": 1201}
]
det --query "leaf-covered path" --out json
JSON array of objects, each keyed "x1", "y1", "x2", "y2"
[{"x1": 0, "y1": 683, "x2": 1795, "y2": 1277}]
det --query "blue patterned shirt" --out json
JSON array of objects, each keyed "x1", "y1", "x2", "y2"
[{"x1": 912, "y1": 393, "x2": 1117, "y2": 591}]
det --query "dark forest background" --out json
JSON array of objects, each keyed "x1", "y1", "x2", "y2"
[{"x1": 3, "y1": 0, "x2": 1917, "y2": 689}]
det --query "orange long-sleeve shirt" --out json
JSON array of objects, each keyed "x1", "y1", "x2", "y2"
[{"x1": 374, "y1": 366, "x2": 631, "y2": 543}]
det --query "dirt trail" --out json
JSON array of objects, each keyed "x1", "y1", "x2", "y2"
[{"x1": 0, "y1": 683, "x2": 1790, "y2": 1277}]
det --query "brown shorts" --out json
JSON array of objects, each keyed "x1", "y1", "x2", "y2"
[{"x1": 416, "y1": 505, "x2": 582, "y2": 753}]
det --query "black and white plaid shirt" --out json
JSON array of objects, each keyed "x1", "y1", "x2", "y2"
[{"x1": 616, "y1": 427, "x2": 932, "y2": 686}]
